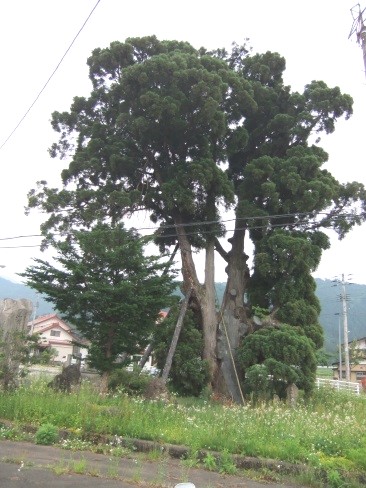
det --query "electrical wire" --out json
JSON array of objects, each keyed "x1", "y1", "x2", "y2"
[
  {"x1": 0, "y1": 209, "x2": 362, "y2": 244},
  {"x1": 0, "y1": 245, "x2": 40, "y2": 249},
  {"x1": 0, "y1": 223, "x2": 360, "y2": 248},
  {"x1": 0, "y1": 0, "x2": 101, "y2": 151}
]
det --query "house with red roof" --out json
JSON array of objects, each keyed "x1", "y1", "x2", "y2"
[{"x1": 28, "y1": 314, "x2": 89, "y2": 364}]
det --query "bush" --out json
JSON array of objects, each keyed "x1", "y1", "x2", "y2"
[
  {"x1": 244, "y1": 364, "x2": 271, "y2": 403},
  {"x1": 35, "y1": 423, "x2": 59, "y2": 445},
  {"x1": 32, "y1": 348, "x2": 58, "y2": 365},
  {"x1": 237, "y1": 324, "x2": 317, "y2": 399},
  {"x1": 108, "y1": 369, "x2": 151, "y2": 395},
  {"x1": 154, "y1": 307, "x2": 210, "y2": 397}
]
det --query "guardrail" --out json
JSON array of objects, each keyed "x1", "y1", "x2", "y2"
[{"x1": 316, "y1": 377, "x2": 360, "y2": 395}]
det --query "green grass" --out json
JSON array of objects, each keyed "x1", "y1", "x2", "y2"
[
  {"x1": 0, "y1": 379, "x2": 365, "y2": 484},
  {"x1": 316, "y1": 367, "x2": 334, "y2": 378}
]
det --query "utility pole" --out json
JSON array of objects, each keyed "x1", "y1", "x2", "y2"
[
  {"x1": 340, "y1": 274, "x2": 351, "y2": 382},
  {"x1": 338, "y1": 314, "x2": 342, "y2": 380},
  {"x1": 334, "y1": 313, "x2": 342, "y2": 380},
  {"x1": 333, "y1": 275, "x2": 351, "y2": 382},
  {"x1": 349, "y1": 3, "x2": 366, "y2": 79}
]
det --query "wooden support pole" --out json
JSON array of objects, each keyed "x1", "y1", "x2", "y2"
[{"x1": 161, "y1": 288, "x2": 192, "y2": 383}]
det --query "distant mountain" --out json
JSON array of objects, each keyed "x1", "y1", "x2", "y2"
[
  {"x1": 316, "y1": 278, "x2": 366, "y2": 357},
  {"x1": 1, "y1": 277, "x2": 364, "y2": 358},
  {"x1": 214, "y1": 279, "x2": 366, "y2": 360},
  {"x1": 0, "y1": 277, "x2": 54, "y2": 317}
]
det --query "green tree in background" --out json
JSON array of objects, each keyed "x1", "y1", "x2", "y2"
[
  {"x1": 27, "y1": 36, "x2": 366, "y2": 401},
  {"x1": 21, "y1": 224, "x2": 176, "y2": 390}
]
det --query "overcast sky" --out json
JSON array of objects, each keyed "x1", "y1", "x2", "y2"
[{"x1": 0, "y1": 0, "x2": 365, "y2": 286}]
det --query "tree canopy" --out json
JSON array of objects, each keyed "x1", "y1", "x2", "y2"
[
  {"x1": 21, "y1": 224, "x2": 176, "y2": 384},
  {"x1": 237, "y1": 324, "x2": 317, "y2": 398},
  {"x1": 26, "y1": 36, "x2": 366, "y2": 400}
]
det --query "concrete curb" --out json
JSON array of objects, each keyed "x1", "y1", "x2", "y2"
[{"x1": 0, "y1": 418, "x2": 306, "y2": 477}]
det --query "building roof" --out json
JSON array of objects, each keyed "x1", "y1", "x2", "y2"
[
  {"x1": 29, "y1": 314, "x2": 89, "y2": 346},
  {"x1": 28, "y1": 313, "x2": 58, "y2": 326},
  {"x1": 35, "y1": 322, "x2": 71, "y2": 334}
]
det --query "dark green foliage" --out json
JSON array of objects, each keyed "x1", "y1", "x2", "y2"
[
  {"x1": 35, "y1": 423, "x2": 59, "y2": 445},
  {"x1": 108, "y1": 368, "x2": 151, "y2": 395},
  {"x1": 244, "y1": 364, "x2": 271, "y2": 403},
  {"x1": 237, "y1": 324, "x2": 317, "y2": 398},
  {"x1": 249, "y1": 230, "x2": 325, "y2": 348},
  {"x1": 31, "y1": 347, "x2": 58, "y2": 365},
  {"x1": 20, "y1": 223, "x2": 176, "y2": 377},
  {"x1": 48, "y1": 364, "x2": 81, "y2": 393},
  {"x1": 154, "y1": 307, "x2": 210, "y2": 397},
  {"x1": 25, "y1": 35, "x2": 366, "y2": 397},
  {"x1": 315, "y1": 348, "x2": 333, "y2": 367}
]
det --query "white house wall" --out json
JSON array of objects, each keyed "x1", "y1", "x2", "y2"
[
  {"x1": 53, "y1": 344, "x2": 74, "y2": 362},
  {"x1": 39, "y1": 327, "x2": 72, "y2": 342}
]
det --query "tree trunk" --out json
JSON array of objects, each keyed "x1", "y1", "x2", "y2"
[
  {"x1": 174, "y1": 214, "x2": 251, "y2": 402},
  {"x1": 214, "y1": 222, "x2": 251, "y2": 403},
  {"x1": 99, "y1": 371, "x2": 110, "y2": 394},
  {"x1": 201, "y1": 238, "x2": 219, "y2": 385},
  {"x1": 174, "y1": 216, "x2": 218, "y2": 384}
]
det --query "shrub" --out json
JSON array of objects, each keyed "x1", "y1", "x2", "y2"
[
  {"x1": 154, "y1": 307, "x2": 210, "y2": 397},
  {"x1": 237, "y1": 324, "x2": 317, "y2": 399},
  {"x1": 35, "y1": 423, "x2": 59, "y2": 445},
  {"x1": 33, "y1": 348, "x2": 58, "y2": 365},
  {"x1": 244, "y1": 364, "x2": 271, "y2": 403},
  {"x1": 108, "y1": 369, "x2": 151, "y2": 395}
]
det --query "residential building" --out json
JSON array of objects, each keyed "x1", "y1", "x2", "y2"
[
  {"x1": 27, "y1": 314, "x2": 89, "y2": 364},
  {"x1": 332, "y1": 336, "x2": 366, "y2": 386}
]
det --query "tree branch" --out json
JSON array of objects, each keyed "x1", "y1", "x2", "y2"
[{"x1": 214, "y1": 237, "x2": 229, "y2": 262}]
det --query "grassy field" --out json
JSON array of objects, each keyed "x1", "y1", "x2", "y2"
[
  {"x1": 316, "y1": 366, "x2": 334, "y2": 378},
  {"x1": 0, "y1": 379, "x2": 365, "y2": 487}
]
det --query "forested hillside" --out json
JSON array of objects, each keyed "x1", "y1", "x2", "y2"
[
  {"x1": 316, "y1": 279, "x2": 366, "y2": 356},
  {"x1": 1, "y1": 277, "x2": 365, "y2": 358},
  {"x1": 0, "y1": 277, "x2": 53, "y2": 317}
]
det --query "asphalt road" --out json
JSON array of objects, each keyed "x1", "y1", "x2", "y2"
[
  {"x1": 0, "y1": 440, "x2": 300, "y2": 488},
  {"x1": 0, "y1": 462, "x2": 140, "y2": 487}
]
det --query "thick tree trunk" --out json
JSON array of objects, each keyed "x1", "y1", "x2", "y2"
[
  {"x1": 201, "y1": 239, "x2": 219, "y2": 384},
  {"x1": 214, "y1": 222, "x2": 251, "y2": 403},
  {"x1": 174, "y1": 216, "x2": 218, "y2": 386},
  {"x1": 174, "y1": 217, "x2": 201, "y2": 293},
  {"x1": 99, "y1": 371, "x2": 110, "y2": 394},
  {"x1": 174, "y1": 215, "x2": 250, "y2": 402}
]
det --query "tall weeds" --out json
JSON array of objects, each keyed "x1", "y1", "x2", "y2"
[{"x1": 0, "y1": 379, "x2": 365, "y2": 475}]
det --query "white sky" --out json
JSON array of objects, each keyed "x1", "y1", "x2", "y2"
[{"x1": 0, "y1": 0, "x2": 365, "y2": 285}]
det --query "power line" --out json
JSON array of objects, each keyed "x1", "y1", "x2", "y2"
[
  {"x1": 0, "y1": 209, "x2": 362, "y2": 243},
  {"x1": 0, "y1": 217, "x2": 359, "y2": 249},
  {"x1": 0, "y1": 0, "x2": 101, "y2": 151},
  {"x1": 0, "y1": 235, "x2": 43, "y2": 242},
  {"x1": 0, "y1": 245, "x2": 41, "y2": 249}
]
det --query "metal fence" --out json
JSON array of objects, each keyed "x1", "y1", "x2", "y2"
[{"x1": 316, "y1": 377, "x2": 361, "y2": 395}]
